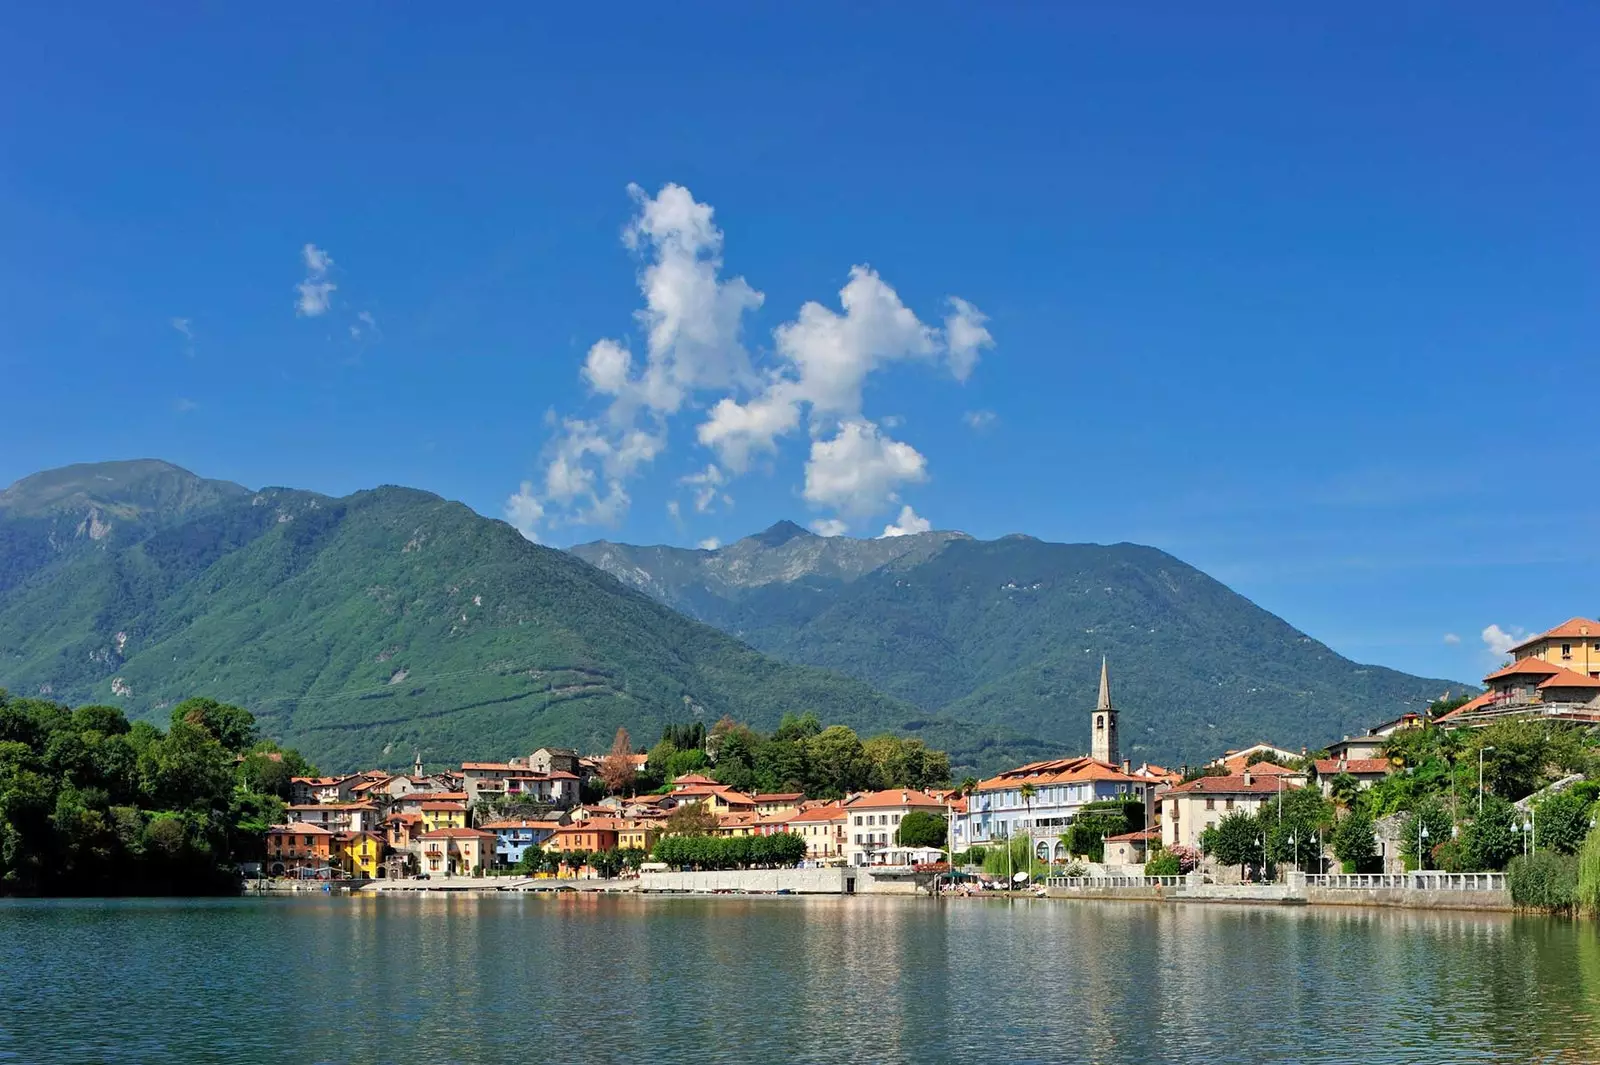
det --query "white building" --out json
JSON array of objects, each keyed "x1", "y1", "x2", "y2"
[{"x1": 842, "y1": 790, "x2": 950, "y2": 866}]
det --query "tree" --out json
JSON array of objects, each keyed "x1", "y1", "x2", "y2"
[
  {"x1": 1200, "y1": 810, "x2": 1263, "y2": 881},
  {"x1": 590, "y1": 849, "x2": 625, "y2": 878},
  {"x1": 896, "y1": 811, "x2": 948, "y2": 849},
  {"x1": 1461, "y1": 795, "x2": 1519, "y2": 872},
  {"x1": 1331, "y1": 809, "x2": 1378, "y2": 872},
  {"x1": 600, "y1": 727, "x2": 636, "y2": 796},
  {"x1": 1265, "y1": 787, "x2": 1332, "y2": 871},
  {"x1": 1328, "y1": 772, "x2": 1361, "y2": 809},
  {"x1": 1534, "y1": 790, "x2": 1592, "y2": 856},
  {"x1": 664, "y1": 801, "x2": 719, "y2": 837},
  {"x1": 1400, "y1": 800, "x2": 1454, "y2": 870},
  {"x1": 1144, "y1": 851, "x2": 1180, "y2": 876},
  {"x1": 170, "y1": 697, "x2": 258, "y2": 754}
]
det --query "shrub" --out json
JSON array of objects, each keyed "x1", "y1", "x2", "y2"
[
  {"x1": 1578, "y1": 824, "x2": 1600, "y2": 918},
  {"x1": 1144, "y1": 852, "x2": 1180, "y2": 877},
  {"x1": 1507, "y1": 851, "x2": 1578, "y2": 914},
  {"x1": 1061, "y1": 862, "x2": 1088, "y2": 878}
]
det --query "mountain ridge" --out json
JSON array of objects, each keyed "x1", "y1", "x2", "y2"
[
  {"x1": 0, "y1": 462, "x2": 1055, "y2": 774},
  {"x1": 571, "y1": 523, "x2": 1470, "y2": 762}
]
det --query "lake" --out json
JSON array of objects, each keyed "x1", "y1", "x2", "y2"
[{"x1": 2, "y1": 894, "x2": 1597, "y2": 1064}]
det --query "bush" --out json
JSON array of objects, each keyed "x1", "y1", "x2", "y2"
[
  {"x1": 1144, "y1": 852, "x2": 1180, "y2": 877},
  {"x1": 1507, "y1": 851, "x2": 1578, "y2": 914},
  {"x1": 1578, "y1": 824, "x2": 1600, "y2": 918},
  {"x1": 1061, "y1": 862, "x2": 1088, "y2": 878},
  {"x1": 653, "y1": 832, "x2": 807, "y2": 870}
]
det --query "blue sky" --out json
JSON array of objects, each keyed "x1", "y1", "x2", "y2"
[{"x1": 1, "y1": 5, "x2": 1595, "y2": 684}]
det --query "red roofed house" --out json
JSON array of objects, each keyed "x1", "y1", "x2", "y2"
[
  {"x1": 417, "y1": 827, "x2": 497, "y2": 877},
  {"x1": 1161, "y1": 770, "x2": 1294, "y2": 851},
  {"x1": 1103, "y1": 829, "x2": 1161, "y2": 867},
  {"x1": 266, "y1": 823, "x2": 334, "y2": 877},
  {"x1": 787, "y1": 801, "x2": 847, "y2": 862},
  {"x1": 841, "y1": 789, "x2": 952, "y2": 866},
  {"x1": 1313, "y1": 757, "x2": 1392, "y2": 797},
  {"x1": 289, "y1": 775, "x2": 364, "y2": 806},
  {"x1": 1441, "y1": 619, "x2": 1600, "y2": 727},
  {"x1": 284, "y1": 803, "x2": 381, "y2": 833}
]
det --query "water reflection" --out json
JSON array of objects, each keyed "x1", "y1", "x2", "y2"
[{"x1": 0, "y1": 896, "x2": 1594, "y2": 1065}]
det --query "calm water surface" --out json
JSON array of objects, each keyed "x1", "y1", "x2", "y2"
[{"x1": 2, "y1": 894, "x2": 1598, "y2": 1064}]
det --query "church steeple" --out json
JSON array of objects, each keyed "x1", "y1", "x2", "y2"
[{"x1": 1091, "y1": 656, "x2": 1119, "y2": 766}]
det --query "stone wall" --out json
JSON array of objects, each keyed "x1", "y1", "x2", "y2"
[{"x1": 638, "y1": 868, "x2": 852, "y2": 894}]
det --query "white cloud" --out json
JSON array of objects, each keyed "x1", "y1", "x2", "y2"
[
  {"x1": 962, "y1": 409, "x2": 996, "y2": 431},
  {"x1": 810, "y1": 518, "x2": 849, "y2": 537},
  {"x1": 170, "y1": 317, "x2": 196, "y2": 357},
  {"x1": 666, "y1": 500, "x2": 681, "y2": 521},
  {"x1": 1481, "y1": 624, "x2": 1524, "y2": 656},
  {"x1": 803, "y1": 419, "x2": 928, "y2": 517},
  {"x1": 172, "y1": 397, "x2": 198, "y2": 414},
  {"x1": 697, "y1": 537, "x2": 721, "y2": 550},
  {"x1": 504, "y1": 482, "x2": 545, "y2": 542},
  {"x1": 296, "y1": 243, "x2": 336, "y2": 317},
  {"x1": 944, "y1": 297, "x2": 993, "y2": 382},
  {"x1": 303, "y1": 244, "x2": 333, "y2": 275},
  {"x1": 679, "y1": 464, "x2": 729, "y2": 513},
  {"x1": 880, "y1": 505, "x2": 932, "y2": 538},
  {"x1": 508, "y1": 183, "x2": 992, "y2": 539},
  {"x1": 582, "y1": 339, "x2": 633, "y2": 395},
  {"x1": 350, "y1": 310, "x2": 378, "y2": 340},
  {"x1": 1442, "y1": 633, "x2": 1461, "y2": 645}
]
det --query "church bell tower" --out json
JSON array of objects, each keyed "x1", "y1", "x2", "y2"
[{"x1": 1091, "y1": 656, "x2": 1119, "y2": 766}]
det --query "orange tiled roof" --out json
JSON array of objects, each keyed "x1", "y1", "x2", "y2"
[
  {"x1": 1242, "y1": 761, "x2": 1301, "y2": 776},
  {"x1": 1437, "y1": 691, "x2": 1496, "y2": 720},
  {"x1": 287, "y1": 803, "x2": 377, "y2": 812},
  {"x1": 787, "y1": 802, "x2": 846, "y2": 824},
  {"x1": 1485, "y1": 658, "x2": 1565, "y2": 681},
  {"x1": 478, "y1": 819, "x2": 562, "y2": 830},
  {"x1": 419, "y1": 801, "x2": 467, "y2": 812},
  {"x1": 418, "y1": 826, "x2": 495, "y2": 840},
  {"x1": 843, "y1": 789, "x2": 948, "y2": 810},
  {"x1": 975, "y1": 755, "x2": 1144, "y2": 792},
  {"x1": 1511, "y1": 618, "x2": 1600, "y2": 652},
  {"x1": 269, "y1": 822, "x2": 333, "y2": 834},
  {"x1": 404, "y1": 792, "x2": 468, "y2": 803},
  {"x1": 754, "y1": 793, "x2": 804, "y2": 803},
  {"x1": 1313, "y1": 758, "x2": 1391, "y2": 776},
  {"x1": 462, "y1": 762, "x2": 518, "y2": 772},
  {"x1": 1539, "y1": 669, "x2": 1600, "y2": 690},
  {"x1": 671, "y1": 773, "x2": 719, "y2": 787},
  {"x1": 554, "y1": 818, "x2": 625, "y2": 834},
  {"x1": 1165, "y1": 774, "x2": 1293, "y2": 797},
  {"x1": 1103, "y1": 829, "x2": 1159, "y2": 842}
]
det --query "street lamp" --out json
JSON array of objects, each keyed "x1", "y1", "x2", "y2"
[
  {"x1": 1478, "y1": 746, "x2": 1495, "y2": 814},
  {"x1": 1418, "y1": 822, "x2": 1430, "y2": 871}
]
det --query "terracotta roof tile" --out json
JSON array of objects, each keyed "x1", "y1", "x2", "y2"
[
  {"x1": 1485, "y1": 658, "x2": 1565, "y2": 680},
  {"x1": 1313, "y1": 758, "x2": 1391, "y2": 775},
  {"x1": 1511, "y1": 618, "x2": 1600, "y2": 651},
  {"x1": 1166, "y1": 775, "x2": 1294, "y2": 797}
]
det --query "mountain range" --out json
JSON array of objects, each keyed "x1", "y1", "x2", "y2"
[
  {"x1": 2, "y1": 461, "x2": 1042, "y2": 772},
  {"x1": 573, "y1": 522, "x2": 1467, "y2": 764},
  {"x1": 0, "y1": 460, "x2": 1464, "y2": 775}
]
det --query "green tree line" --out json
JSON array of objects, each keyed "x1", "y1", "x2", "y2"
[{"x1": 0, "y1": 691, "x2": 312, "y2": 896}]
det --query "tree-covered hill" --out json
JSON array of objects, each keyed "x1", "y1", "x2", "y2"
[
  {"x1": 0, "y1": 462, "x2": 1046, "y2": 774},
  {"x1": 573, "y1": 524, "x2": 1472, "y2": 765}
]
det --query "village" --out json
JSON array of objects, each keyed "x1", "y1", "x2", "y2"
[{"x1": 262, "y1": 617, "x2": 1600, "y2": 903}]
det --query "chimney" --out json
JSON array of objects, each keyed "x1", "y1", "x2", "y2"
[
  {"x1": 900, "y1": 791, "x2": 909, "y2": 803},
  {"x1": 1122, "y1": 759, "x2": 1132, "y2": 776},
  {"x1": 1242, "y1": 769, "x2": 1254, "y2": 786}
]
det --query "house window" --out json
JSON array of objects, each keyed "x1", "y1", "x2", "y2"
[
  {"x1": 854, "y1": 834, "x2": 862, "y2": 844},
  {"x1": 1225, "y1": 799, "x2": 1235, "y2": 810},
  {"x1": 1205, "y1": 799, "x2": 1215, "y2": 811},
  {"x1": 854, "y1": 816, "x2": 862, "y2": 827},
  {"x1": 1563, "y1": 644, "x2": 1573, "y2": 659}
]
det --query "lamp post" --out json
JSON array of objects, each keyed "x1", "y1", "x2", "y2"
[
  {"x1": 1418, "y1": 822, "x2": 1430, "y2": 871},
  {"x1": 1478, "y1": 746, "x2": 1495, "y2": 814}
]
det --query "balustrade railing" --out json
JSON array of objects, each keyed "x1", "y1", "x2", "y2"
[
  {"x1": 1044, "y1": 875, "x2": 1186, "y2": 888},
  {"x1": 1302, "y1": 872, "x2": 1506, "y2": 891}
]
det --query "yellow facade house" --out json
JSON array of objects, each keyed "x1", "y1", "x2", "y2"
[
  {"x1": 419, "y1": 801, "x2": 468, "y2": 833},
  {"x1": 334, "y1": 831, "x2": 385, "y2": 879}
]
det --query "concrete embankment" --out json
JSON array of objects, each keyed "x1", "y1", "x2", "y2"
[{"x1": 1044, "y1": 873, "x2": 1511, "y2": 912}]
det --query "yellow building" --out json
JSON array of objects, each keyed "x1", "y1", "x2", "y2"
[
  {"x1": 419, "y1": 801, "x2": 467, "y2": 833},
  {"x1": 1511, "y1": 618, "x2": 1600, "y2": 678},
  {"x1": 618, "y1": 821, "x2": 661, "y2": 852},
  {"x1": 754, "y1": 793, "x2": 803, "y2": 818},
  {"x1": 334, "y1": 831, "x2": 385, "y2": 879}
]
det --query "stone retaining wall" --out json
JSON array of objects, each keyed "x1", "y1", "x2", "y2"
[{"x1": 638, "y1": 868, "x2": 852, "y2": 894}]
